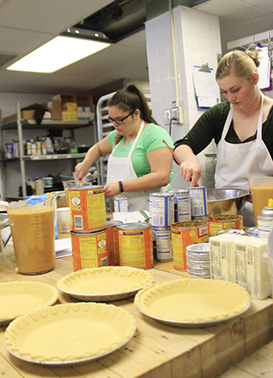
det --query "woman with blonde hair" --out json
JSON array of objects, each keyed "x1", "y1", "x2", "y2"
[{"x1": 174, "y1": 49, "x2": 273, "y2": 226}]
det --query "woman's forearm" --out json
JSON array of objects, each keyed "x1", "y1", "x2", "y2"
[
  {"x1": 82, "y1": 144, "x2": 102, "y2": 167},
  {"x1": 122, "y1": 172, "x2": 169, "y2": 193},
  {"x1": 174, "y1": 144, "x2": 195, "y2": 162},
  {"x1": 75, "y1": 144, "x2": 102, "y2": 180}
]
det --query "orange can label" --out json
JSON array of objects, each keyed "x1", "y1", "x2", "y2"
[
  {"x1": 117, "y1": 224, "x2": 154, "y2": 269},
  {"x1": 207, "y1": 215, "x2": 244, "y2": 237},
  {"x1": 106, "y1": 221, "x2": 122, "y2": 266},
  {"x1": 171, "y1": 221, "x2": 208, "y2": 270},
  {"x1": 69, "y1": 186, "x2": 106, "y2": 231},
  {"x1": 71, "y1": 230, "x2": 108, "y2": 271}
]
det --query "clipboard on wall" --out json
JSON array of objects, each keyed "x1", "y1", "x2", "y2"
[{"x1": 193, "y1": 64, "x2": 220, "y2": 108}]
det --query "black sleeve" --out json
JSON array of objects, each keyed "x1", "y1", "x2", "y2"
[
  {"x1": 263, "y1": 106, "x2": 273, "y2": 160},
  {"x1": 174, "y1": 102, "x2": 230, "y2": 155}
]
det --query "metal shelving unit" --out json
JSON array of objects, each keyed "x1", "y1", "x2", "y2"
[
  {"x1": 96, "y1": 92, "x2": 116, "y2": 186},
  {"x1": 0, "y1": 101, "x2": 94, "y2": 199}
]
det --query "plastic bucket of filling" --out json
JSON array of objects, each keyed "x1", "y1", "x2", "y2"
[
  {"x1": 116, "y1": 223, "x2": 153, "y2": 269},
  {"x1": 171, "y1": 220, "x2": 208, "y2": 271},
  {"x1": 71, "y1": 229, "x2": 108, "y2": 271}
]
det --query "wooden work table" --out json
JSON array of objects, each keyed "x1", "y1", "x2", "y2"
[{"x1": 0, "y1": 241, "x2": 273, "y2": 378}]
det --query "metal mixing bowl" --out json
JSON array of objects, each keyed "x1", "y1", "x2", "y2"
[{"x1": 207, "y1": 188, "x2": 249, "y2": 215}]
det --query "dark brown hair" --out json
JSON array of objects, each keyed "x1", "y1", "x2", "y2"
[{"x1": 107, "y1": 84, "x2": 157, "y2": 143}]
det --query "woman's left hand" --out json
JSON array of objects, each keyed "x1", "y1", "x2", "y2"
[{"x1": 104, "y1": 182, "x2": 120, "y2": 197}]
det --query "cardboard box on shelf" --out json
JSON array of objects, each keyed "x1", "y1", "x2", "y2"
[
  {"x1": 52, "y1": 94, "x2": 78, "y2": 121},
  {"x1": 43, "y1": 100, "x2": 62, "y2": 120},
  {"x1": 63, "y1": 102, "x2": 77, "y2": 112},
  {"x1": 76, "y1": 94, "x2": 94, "y2": 121},
  {"x1": 77, "y1": 94, "x2": 93, "y2": 108},
  {"x1": 77, "y1": 106, "x2": 95, "y2": 121},
  {"x1": 3, "y1": 103, "x2": 48, "y2": 123},
  {"x1": 62, "y1": 111, "x2": 78, "y2": 121}
]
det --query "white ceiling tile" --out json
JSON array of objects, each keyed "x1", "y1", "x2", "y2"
[
  {"x1": 241, "y1": 0, "x2": 273, "y2": 12},
  {"x1": 0, "y1": 26, "x2": 52, "y2": 54}
]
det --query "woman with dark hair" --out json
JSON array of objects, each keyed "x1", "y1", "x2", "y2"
[
  {"x1": 75, "y1": 84, "x2": 174, "y2": 211},
  {"x1": 174, "y1": 49, "x2": 273, "y2": 226}
]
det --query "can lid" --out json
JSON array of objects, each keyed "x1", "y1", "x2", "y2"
[
  {"x1": 107, "y1": 220, "x2": 123, "y2": 227},
  {"x1": 116, "y1": 222, "x2": 150, "y2": 230},
  {"x1": 149, "y1": 192, "x2": 174, "y2": 197}
]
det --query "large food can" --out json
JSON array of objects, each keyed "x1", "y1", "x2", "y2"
[
  {"x1": 106, "y1": 220, "x2": 123, "y2": 266},
  {"x1": 171, "y1": 220, "x2": 208, "y2": 271},
  {"x1": 169, "y1": 189, "x2": 191, "y2": 222},
  {"x1": 149, "y1": 192, "x2": 174, "y2": 227},
  {"x1": 114, "y1": 197, "x2": 129, "y2": 212},
  {"x1": 152, "y1": 226, "x2": 173, "y2": 262},
  {"x1": 71, "y1": 229, "x2": 108, "y2": 271},
  {"x1": 116, "y1": 223, "x2": 153, "y2": 269},
  {"x1": 207, "y1": 215, "x2": 244, "y2": 237},
  {"x1": 189, "y1": 187, "x2": 208, "y2": 219},
  {"x1": 69, "y1": 184, "x2": 106, "y2": 231}
]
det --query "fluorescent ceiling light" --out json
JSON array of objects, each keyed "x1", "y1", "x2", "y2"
[{"x1": 7, "y1": 36, "x2": 110, "y2": 73}]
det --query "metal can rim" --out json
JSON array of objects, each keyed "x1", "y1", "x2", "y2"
[
  {"x1": 71, "y1": 228, "x2": 106, "y2": 235},
  {"x1": 116, "y1": 222, "x2": 151, "y2": 230}
]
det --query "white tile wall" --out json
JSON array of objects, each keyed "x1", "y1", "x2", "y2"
[{"x1": 146, "y1": 5, "x2": 222, "y2": 189}]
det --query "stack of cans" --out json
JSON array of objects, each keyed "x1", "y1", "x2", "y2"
[
  {"x1": 67, "y1": 183, "x2": 108, "y2": 271},
  {"x1": 149, "y1": 192, "x2": 174, "y2": 262},
  {"x1": 168, "y1": 189, "x2": 191, "y2": 222},
  {"x1": 186, "y1": 243, "x2": 210, "y2": 278}
]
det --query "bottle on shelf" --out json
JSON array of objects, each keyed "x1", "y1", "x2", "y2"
[
  {"x1": 35, "y1": 137, "x2": 41, "y2": 155},
  {"x1": 70, "y1": 139, "x2": 78, "y2": 154},
  {"x1": 45, "y1": 133, "x2": 54, "y2": 154},
  {"x1": 30, "y1": 139, "x2": 36, "y2": 155},
  {"x1": 41, "y1": 136, "x2": 47, "y2": 155},
  {"x1": 53, "y1": 138, "x2": 60, "y2": 154}
]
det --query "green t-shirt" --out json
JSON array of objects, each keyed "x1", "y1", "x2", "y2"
[{"x1": 107, "y1": 123, "x2": 174, "y2": 181}]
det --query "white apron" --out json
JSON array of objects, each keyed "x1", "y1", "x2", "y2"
[
  {"x1": 215, "y1": 92, "x2": 273, "y2": 226},
  {"x1": 107, "y1": 120, "x2": 167, "y2": 211}
]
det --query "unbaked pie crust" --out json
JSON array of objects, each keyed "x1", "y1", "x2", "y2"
[
  {"x1": 5, "y1": 302, "x2": 136, "y2": 364},
  {"x1": 57, "y1": 266, "x2": 153, "y2": 301},
  {"x1": 134, "y1": 278, "x2": 251, "y2": 326},
  {"x1": 0, "y1": 281, "x2": 58, "y2": 325}
]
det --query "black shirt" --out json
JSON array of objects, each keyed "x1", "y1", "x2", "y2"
[{"x1": 174, "y1": 101, "x2": 273, "y2": 159}]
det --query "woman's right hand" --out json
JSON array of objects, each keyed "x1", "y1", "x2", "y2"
[
  {"x1": 75, "y1": 161, "x2": 89, "y2": 181},
  {"x1": 180, "y1": 155, "x2": 202, "y2": 187}
]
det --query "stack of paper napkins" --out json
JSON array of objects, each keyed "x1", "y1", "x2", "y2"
[{"x1": 209, "y1": 234, "x2": 271, "y2": 300}]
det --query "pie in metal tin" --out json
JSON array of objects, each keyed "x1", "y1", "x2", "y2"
[
  {"x1": 0, "y1": 281, "x2": 58, "y2": 325},
  {"x1": 57, "y1": 266, "x2": 153, "y2": 301},
  {"x1": 5, "y1": 302, "x2": 136, "y2": 365},
  {"x1": 134, "y1": 278, "x2": 251, "y2": 327}
]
